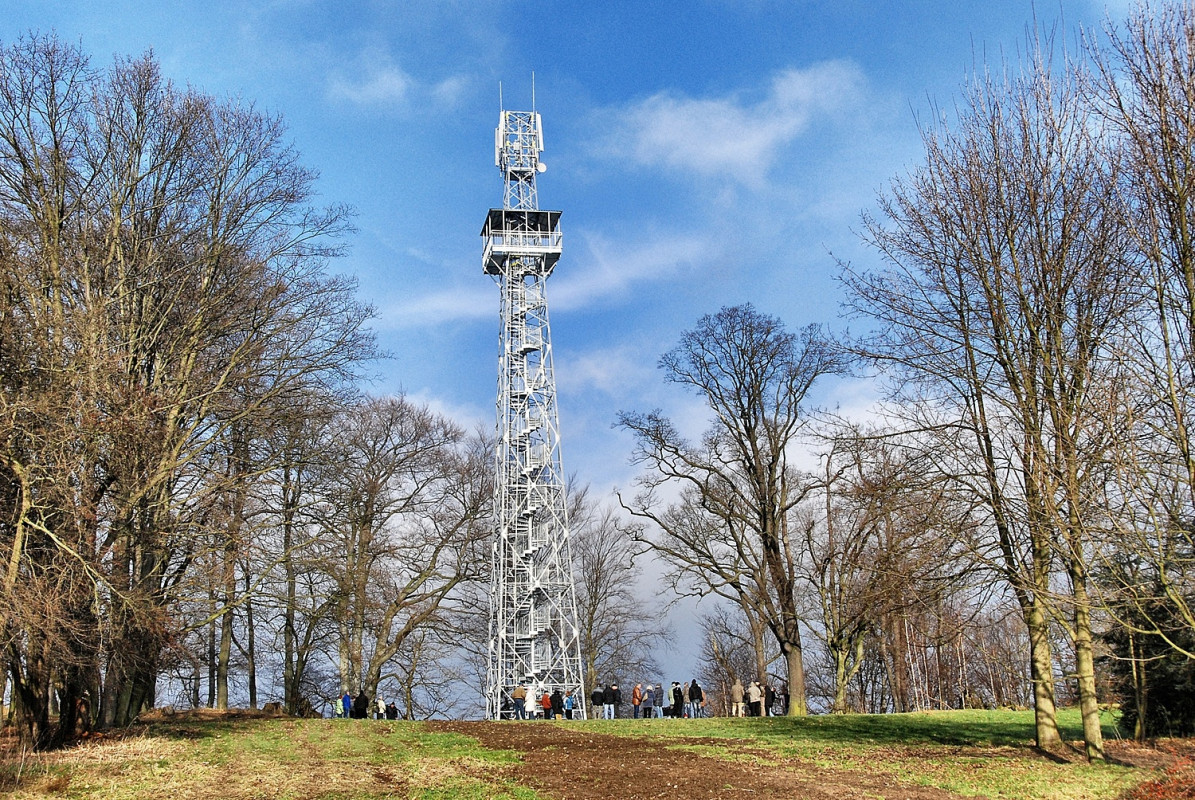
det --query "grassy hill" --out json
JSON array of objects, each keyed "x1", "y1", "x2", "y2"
[{"x1": 1, "y1": 708, "x2": 1189, "y2": 799}]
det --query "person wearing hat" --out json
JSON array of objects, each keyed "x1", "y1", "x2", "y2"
[{"x1": 511, "y1": 684, "x2": 528, "y2": 719}]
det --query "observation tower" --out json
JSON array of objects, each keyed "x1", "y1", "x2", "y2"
[{"x1": 483, "y1": 107, "x2": 586, "y2": 719}]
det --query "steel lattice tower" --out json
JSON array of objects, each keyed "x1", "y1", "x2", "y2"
[{"x1": 483, "y1": 108, "x2": 586, "y2": 719}]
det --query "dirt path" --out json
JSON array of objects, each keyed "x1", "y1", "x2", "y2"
[{"x1": 426, "y1": 721, "x2": 969, "y2": 800}]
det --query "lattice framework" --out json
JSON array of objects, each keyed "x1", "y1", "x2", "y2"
[{"x1": 483, "y1": 109, "x2": 585, "y2": 719}]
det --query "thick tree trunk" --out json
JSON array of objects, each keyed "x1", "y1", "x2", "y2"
[
  {"x1": 102, "y1": 635, "x2": 159, "y2": 728},
  {"x1": 1026, "y1": 601, "x2": 1061, "y2": 749},
  {"x1": 8, "y1": 637, "x2": 53, "y2": 750},
  {"x1": 216, "y1": 604, "x2": 233, "y2": 710},
  {"x1": 1071, "y1": 576, "x2": 1104, "y2": 761},
  {"x1": 784, "y1": 643, "x2": 807, "y2": 716}
]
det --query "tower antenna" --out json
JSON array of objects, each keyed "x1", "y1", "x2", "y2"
[{"x1": 481, "y1": 101, "x2": 585, "y2": 719}]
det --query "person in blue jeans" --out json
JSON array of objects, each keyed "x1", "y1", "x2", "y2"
[
  {"x1": 689, "y1": 679, "x2": 704, "y2": 718},
  {"x1": 511, "y1": 685, "x2": 528, "y2": 719}
]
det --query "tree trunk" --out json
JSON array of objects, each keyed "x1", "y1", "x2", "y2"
[
  {"x1": 1071, "y1": 572, "x2": 1104, "y2": 761},
  {"x1": 1129, "y1": 631, "x2": 1147, "y2": 743},
  {"x1": 245, "y1": 586, "x2": 257, "y2": 710},
  {"x1": 216, "y1": 603, "x2": 233, "y2": 709},
  {"x1": 784, "y1": 643, "x2": 807, "y2": 716},
  {"x1": 282, "y1": 465, "x2": 299, "y2": 713},
  {"x1": 1026, "y1": 601, "x2": 1061, "y2": 748}
]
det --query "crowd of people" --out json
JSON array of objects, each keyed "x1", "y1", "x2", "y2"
[
  {"x1": 584, "y1": 679, "x2": 707, "y2": 719},
  {"x1": 509, "y1": 684, "x2": 579, "y2": 719},
  {"x1": 334, "y1": 676, "x2": 790, "y2": 720},
  {"x1": 513, "y1": 676, "x2": 788, "y2": 719},
  {"x1": 334, "y1": 690, "x2": 399, "y2": 720},
  {"x1": 726, "y1": 678, "x2": 786, "y2": 717}
]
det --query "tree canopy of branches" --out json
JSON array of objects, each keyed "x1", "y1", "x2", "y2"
[
  {"x1": 569, "y1": 485, "x2": 668, "y2": 695},
  {"x1": 317, "y1": 396, "x2": 491, "y2": 713},
  {"x1": 797, "y1": 430, "x2": 975, "y2": 713},
  {"x1": 618, "y1": 304, "x2": 843, "y2": 716},
  {"x1": 0, "y1": 35, "x2": 376, "y2": 748},
  {"x1": 1088, "y1": 1, "x2": 1195, "y2": 667}
]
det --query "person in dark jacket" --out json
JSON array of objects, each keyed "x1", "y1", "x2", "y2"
[
  {"x1": 602, "y1": 683, "x2": 616, "y2": 719},
  {"x1": 352, "y1": 690, "x2": 369, "y2": 719},
  {"x1": 671, "y1": 682, "x2": 683, "y2": 717},
  {"x1": 590, "y1": 685, "x2": 605, "y2": 719},
  {"x1": 550, "y1": 688, "x2": 564, "y2": 719},
  {"x1": 689, "y1": 679, "x2": 704, "y2": 718}
]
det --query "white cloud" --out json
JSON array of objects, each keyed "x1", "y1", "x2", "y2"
[
  {"x1": 325, "y1": 48, "x2": 469, "y2": 109},
  {"x1": 431, "y1": 75, "x2": 470, "y2": 106},
  {"x1": 379, "y1": 284, "x2": 492, "y2": 329},
  {"x1": 558, "y1": 344, "x2": 658, "y2": 397},
  {"x1": 405, "y1": 388, "x2": 490, "y2": 431},
  {"x1": 327, "y1": 55, "x2": 413, "y2": 105},
  {"x1": 607, "y1": 61, "x2": 869, "y2": 187},
  {"x1": 551, "y1": 228, "x2": 711, "y2": 310},
  {"x1": 380, "y1": 226, "x2": 713, "y2": 329}
]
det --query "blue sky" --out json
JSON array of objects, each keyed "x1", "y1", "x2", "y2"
[{"x1": 5, "y1": 0, "x2": 1131, "y2": 685}]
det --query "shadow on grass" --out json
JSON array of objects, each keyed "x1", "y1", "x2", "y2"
[
  {"x1": 657, "y1": 708, "x2": 1119, "y2": 749},
  {"x1": 129, "y1": 710, "x2": 308, "y2": 742}
]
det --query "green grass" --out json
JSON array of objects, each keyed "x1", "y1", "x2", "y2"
[
  {"x1": 585, "y1": 706, "x2": 1117, "y2": 745},
  {"x1": 0, "y1": 709, "x2": 1170, "y2": 799},
  {"x1": 1, "y1": 717, "x2": 541, "y2": 800},
  {"x1": 579, "y1": 708, "x2": 1143, "y2": 799}
]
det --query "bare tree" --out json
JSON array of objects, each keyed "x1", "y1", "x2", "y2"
[
  {"x1": 842, "y1": 37, "x2": 1129, "y2": 757},
  {"x1": 1088, "y1": 1, "x2": 1195, "y2": 660},
  {"x1": 570, "y1": 486, "x2": 668, "y2": 698},
  {"x1": 619, "y1": 304, "x2": 843, "y2": 715},
  {"x1": 0, "y1": 35, "x2": 375, "y2": 746},
  {"x1": 798, "y1": 430, "x2": 973, "y2": 713},
  {"x1": 316, "y1": 396, "x2": 491, "y2": 702}
]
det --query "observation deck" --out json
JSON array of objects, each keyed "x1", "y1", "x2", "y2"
[{"x1": 482, "y1": 208, "x2": 562, "y2": 276}]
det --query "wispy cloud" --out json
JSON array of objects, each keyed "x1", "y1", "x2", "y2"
[
  {"x1": 379, "y1": 284, "x2": 492, "y2": 329},
  {"x1": 605, "y1": 61, "x2": 869, "y2": 187},
  {"x1": 551, "y1": 228, "x2": 710, "y2": 310},
  {"x1": 328, "y1": 63, "x2": 412, "y2": 105},
  {"x1": 558, "y1": 344, "x2": 658, "y2": 397},
  {"x1": 326, "y1": 47, "x2": 469, "y2": 109}
]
